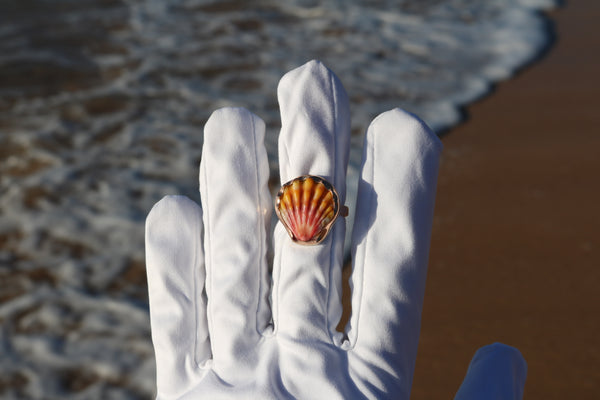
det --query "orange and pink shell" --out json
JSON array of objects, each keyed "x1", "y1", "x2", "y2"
[{"x1": 275, "y1": 175, "x2": 340, "y2": 244}]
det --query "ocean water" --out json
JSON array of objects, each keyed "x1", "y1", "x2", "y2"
[{"x1": 0, "y1": 0, "x2": 557, "y2": 398}]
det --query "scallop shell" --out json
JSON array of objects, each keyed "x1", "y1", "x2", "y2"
[{"x1": 275, "y1": 175, "x2": 340, "y2": 244}]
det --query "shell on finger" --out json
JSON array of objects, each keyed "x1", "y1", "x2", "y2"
[{"x1": 275, "y1": 175, "x2": 341, "y2": 245}]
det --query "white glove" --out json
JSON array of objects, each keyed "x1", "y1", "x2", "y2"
[
  {"x1": 145, "y1": 60, "x2": 523, "y2": 399},
  {"x1": 455, "y1": 343, "x2": 528, "y2": 400}
]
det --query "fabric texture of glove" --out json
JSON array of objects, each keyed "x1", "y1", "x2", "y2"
[
  {"x1": 146, "y1": 59, "x2": 443, "y2": 399},
  {"x1": 455, "y1": 343, "x2": 528, "y2": 400}
]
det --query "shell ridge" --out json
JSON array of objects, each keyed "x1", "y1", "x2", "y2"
[
  {"x1": 305, "y1": 179, "x2": 323, "y2": 233},
  {"x1": 307, "y1": 178, "x2": 326, "y2": 240},
  {"x1": 290, "y1": 181, "x2": 301, "y2": 240}
]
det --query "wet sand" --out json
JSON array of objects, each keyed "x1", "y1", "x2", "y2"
[{"x1": 411, "y1": 1, "x2": 600, "y2": 398}]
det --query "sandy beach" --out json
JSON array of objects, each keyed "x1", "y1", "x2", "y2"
[{"x1": 410, "y1": 1, "x2": 600, "y2": 398}]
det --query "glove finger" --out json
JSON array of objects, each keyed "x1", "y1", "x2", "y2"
[
  {"x1": 146, "y1": 195, "x2": 209, "y2": 397},
  {"x1": 273, "y1": 60, "x2": 350, "y2": 344},
  {"x1": 455, "y1": 343, "x2": 528, "y2": 400},
  {"x1": 200, "y1": 107, "x2": 272, "y2": 377},
  {"x1": 347, "y1": 109, "x2": 442, "y2": 398}
]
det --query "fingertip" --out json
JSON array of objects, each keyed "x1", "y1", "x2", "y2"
[
  {"x1": 277, "y1": 59, "x2": 327, "y2": 96},
  {"x1": 146, "y1": 195, "x2": 202, "y2": 245},
  {"x1": 472, "y1": 342, "x2": 528, "y2": 375},
  {"x1": 455, "y1": 343, "x2": 528, "y2": 400},
  {"x1": 367, "y1": 108, "x2": 442, "y2": 156},
  {"x1": 204, "y1": 107, "x2": 265, "y2": 147},
  {"x1": 147, "y1": 194, "x2": 200, "y2": 215}
]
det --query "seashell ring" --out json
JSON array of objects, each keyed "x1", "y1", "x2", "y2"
[{"x1": 275, "y1": 175, "x2": 348, "y2": 245}]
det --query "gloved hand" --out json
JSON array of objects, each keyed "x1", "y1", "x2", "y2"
[{"x1": 146, "y1": 59, "x2": 456, "y2": 399}]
